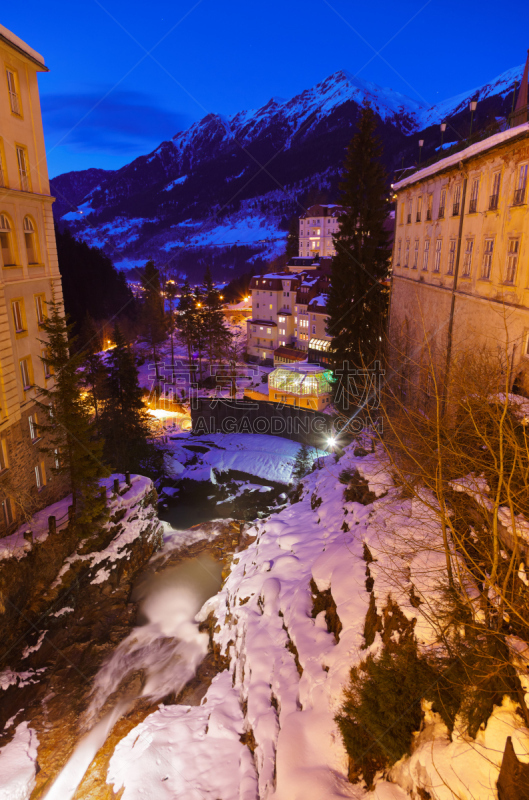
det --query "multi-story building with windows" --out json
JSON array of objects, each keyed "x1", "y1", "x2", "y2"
[
  {"x1": 246, "y1": 268, "x2": 332, "y2": 364},
  {"x1": 0, "y1": 25, "x2": 67, "y2": 531},
  {"x1": 298, "y1": 204, "x2": 346, "y2": 258},
  {"x1": 389, "y1": 56, "x2": 529, "y2": 393}
]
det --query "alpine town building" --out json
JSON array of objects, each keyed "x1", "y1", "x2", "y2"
[{"x1": 0, "y1": 24, "x2": 68, "y2": 532}]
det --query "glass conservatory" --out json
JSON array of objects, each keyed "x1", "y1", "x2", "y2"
[{"x1": 268, "y1": 366, "x2": 333, "y2": 397}]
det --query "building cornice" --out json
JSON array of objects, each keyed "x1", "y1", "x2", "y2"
[
  {"x1": 0, "y1": 187, "x2": 55, "y2": 204},
  {"x1": 0, "y1": 25, "x2": 48, "y2": 71},
  {"x1": 394, "y1": 123, "x2": 529, "y2": 192}
]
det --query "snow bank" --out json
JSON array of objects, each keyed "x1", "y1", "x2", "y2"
[
  {"x1": 0, "y1": 722, "x2": 39, "y2": 800},
  {"x1": 108, "y1": 672, "x2": 257, "y2": 800},
  {"x1": 106, "y1": 442, "x2": 529, "y2": 799}
]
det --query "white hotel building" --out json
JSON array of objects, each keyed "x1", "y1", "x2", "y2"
[{"x1": 298, "y1": 204, "x2": 346, "y2": 258}]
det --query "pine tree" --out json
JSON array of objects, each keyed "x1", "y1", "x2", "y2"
[
  {"x1": 165, "y1": 279, "x2": 178, "y2": 375},
  {"x1": 176, "y1": 278, "x2": 195, "y2": 365},
  {"x1": 285, "y1": 215, "x2": 299, "y2": 260},
  {"x1": 100, "y1": 324, "x2": 159, "y2": 475},
  {"x1": 140, "y1": 259, "x2": 167, "y2": 390},
  {"x1": 202, "y1": 266, "x2": 233, "y2": 365},
  {"x1": 326, "y1": 100, "x2": 391, "y2": 409},
  {"x1": 37, "y1": 296, "x2": 106, "y2": 525},
  {"x1": 79, "y1": 313, "x2": 106, "y2": 430},
  {"x1": 291, "y1": 441, "x2": 312, "y2": 484}
]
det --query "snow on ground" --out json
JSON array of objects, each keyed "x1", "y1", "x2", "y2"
[
  {"x1": 164, "y1": 432, "x2": 323, "y2": 485},
  {"x1": 0, "y1": 494, "x2": 73, "y2": 562},
  {"x1": 108, "y1": 672, "x2": 256, "y2": 800},
  {"x1": 0, "y1": 721, "x2": 39, "y2": 800},
  {"x1": 51, "y1": 474, "x2": 161, "y2": 589},
  {"x1": 108, "y1": 442, "x2": 529, "y2": 799}
]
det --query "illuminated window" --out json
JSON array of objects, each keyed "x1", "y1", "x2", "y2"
[
  {"x1": 6, "y1": 69, "x2": 21, "y2": 115},
  {"x1": 16, "y1": 147, "x2": 30, "y2": 191},
  {"x1": 404, "y1": 240, "x2": 410, "y2": 267},
  {"x1": 452, "y1": 184, "x2": 461, "y2": 216},
  {"x1": 447, "y1": 240, "x2": 456, "y2": 275},
  {"x1": 19, "y1": 357, "x2": 32, "y2": 390},
  {"x1": 12, "y1": 299, "x2": 25, "y2": 333},
  {"x1": 412, "y1": 239, "x2": 419, "y2": 269},
  {"x1": 438, "y1": 188, "x2": 446, "y2": 219},
  {"x1": 422, "y1": 239, "x2": 430, "y2": 271},
  {"x1": 434, "y1": 239, "x2": 442, "y2": 273},
  {"x1": 35, "y1": 294, "x2": 45, "y2": 324},
  {"x1": 24, "y1": 217, "x2": 39, "y2": 264},
  {"x1": 29, "y1": 413, "x2": 39, "y2": 442},
  {"x1": 514, "y1": 164, "x2": 528, "y2": 205},
  {"x1": 469, "y1": 178, "x2": 480, "y2": 213},
  {"x1": 505, "y1": 239, "x2": 520, "y2": 284},
  {"x1": 0, "y1": 214, "x2": 16, "y2": 266},
  {"x1": 462, "y1": 239, "x2": 474, "y2": 277},
  {"x1": 35, "y1": 461, "x2": 46, "y2": 490},
  {"x1": 490, "y1": 172, "x2": 501, "y2": 210},
  {"x1": 481, "y1": 238, "x2": 494, "y2": 279}
]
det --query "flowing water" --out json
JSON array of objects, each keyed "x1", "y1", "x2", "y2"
[{"x1": 44, "y1": 544, "x2": 222, "y2": 800}]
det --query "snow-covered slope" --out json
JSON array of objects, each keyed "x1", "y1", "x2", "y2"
[
  {"x1": 419, "y1": 62, "x2": 526, "y2": 127},
  {"x1": 107, "y1": 443, "x2": 529, "y2": 799}
]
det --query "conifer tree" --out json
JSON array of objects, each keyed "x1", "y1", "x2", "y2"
[
  {"x1": 100, "y1": 324, "x2": 159, "y2": 475},
  {"x1": 37, "y1": 297, "x2": 106, "y2": 525},
  {"x1": 285, "y1": 215, "x2": 300, "y2": 259},
  {"x1": 326, "y1": 100, "x2": 391, "y2": 408},
  {"x1": 177, "y1": 278, "x2": 197, "y2": 365},
  {"x1": 291, "y1": 441, "x2": 312, "y2": 484},
  {"x1": 140, "y1": 259, "x2": 166, "y2": 390},
  {"x1": 79, "y1": 313, "x2": 106, "y2": 429},
  {"x1": 202, "y1": 266, "x2": 233, "y2": 364},
  {"x1": 165, "y1": 280, "x2": 178, "y2": 374}
]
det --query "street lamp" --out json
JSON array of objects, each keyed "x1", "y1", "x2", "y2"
[
  {"x1": 440, "y1": 122, "x2": 447, "y2": 148},
  {"x1": 469, "y1": 100, "x2": 478, "y2": 138},
  {"x1": 418, "y1": 139, "x2": 424, "y2": 166}
]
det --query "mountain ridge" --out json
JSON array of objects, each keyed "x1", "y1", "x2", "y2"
[{"x1": 52, "y1": 62, "x2": 525, "y2": 280}]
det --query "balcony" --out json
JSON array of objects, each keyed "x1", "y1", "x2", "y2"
[
  {"x1": 438, "y1": 206, "x2": 445, "y2": 219},
  {"x1": 469, "y1": 198, "x2": 478, "y2": 213},
  {"x1": 489, "y1": 194, "x2": 499, "y2": 211},
  {"x1": 513, "y1": 187, "x2": 526, "y2": 206},
  {"x1": 452, "y1": 202, "x2": 460, "y2": 216}
]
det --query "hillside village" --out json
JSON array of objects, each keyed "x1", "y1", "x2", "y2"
[{"x1": 1, "y1": 17, "x2": 529, "y2": 800}]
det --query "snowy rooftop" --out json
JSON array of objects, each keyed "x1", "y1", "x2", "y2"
[
  {"x1": 0, "y1": 24, "x2": 46, "y2": 68},
  {"x1": 394, "y1": 122, "x2": 529, "y2": 191}
]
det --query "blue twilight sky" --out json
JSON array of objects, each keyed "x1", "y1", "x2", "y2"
[{"x1": 2, "y1": 0, "x2": 528, "y2": 178}]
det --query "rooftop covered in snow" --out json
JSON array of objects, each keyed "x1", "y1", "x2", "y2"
[{"x1": 394, "y1": 122, "x2": 529, "y2": 191}]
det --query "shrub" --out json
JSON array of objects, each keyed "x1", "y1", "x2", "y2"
[{"x1": 336, "y1": 638, "x2": 461, "y2": 786}]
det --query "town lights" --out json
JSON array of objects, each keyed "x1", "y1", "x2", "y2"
[
  {"x1": 418, "y1": 139, "x2": 424, "y2": 166},
  {"x1": 469, "y1": 100, "x2": 478, "y2": 138},
  {"x1": 440, "y1": 122, "x2": 447, "y2": 148}
]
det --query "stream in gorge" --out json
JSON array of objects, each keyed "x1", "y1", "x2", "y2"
[
  {"x1": 44, "y1": 548, "x2": 223, "y2": 800},
  {"x1": 35, "y1": 477, "x2": 285, "y2": 798}
]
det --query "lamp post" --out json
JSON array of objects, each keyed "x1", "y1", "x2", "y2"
[
  {"x1": 469, "y1": 100, "x2": 478, "y2": 138},
  {"x1": 440, "y1": 122, "x2": 446, "y2": 148},
  {"x1": 418, "y1": 139, "x2": 424, "y2": 166}
]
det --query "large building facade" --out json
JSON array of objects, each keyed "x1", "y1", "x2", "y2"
[
  {"x1": 298, "y1": 204, "x2": 346, "y2": 258},
  {"x1": 390, "y1": 105, "x2": 529, "y2": 393},
  {"x1": 246, "y1": 268, "x2": 332, "y2": 364},
  {"x1": 0, "y1": 25, "x2": 67, "y2": 531}
]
